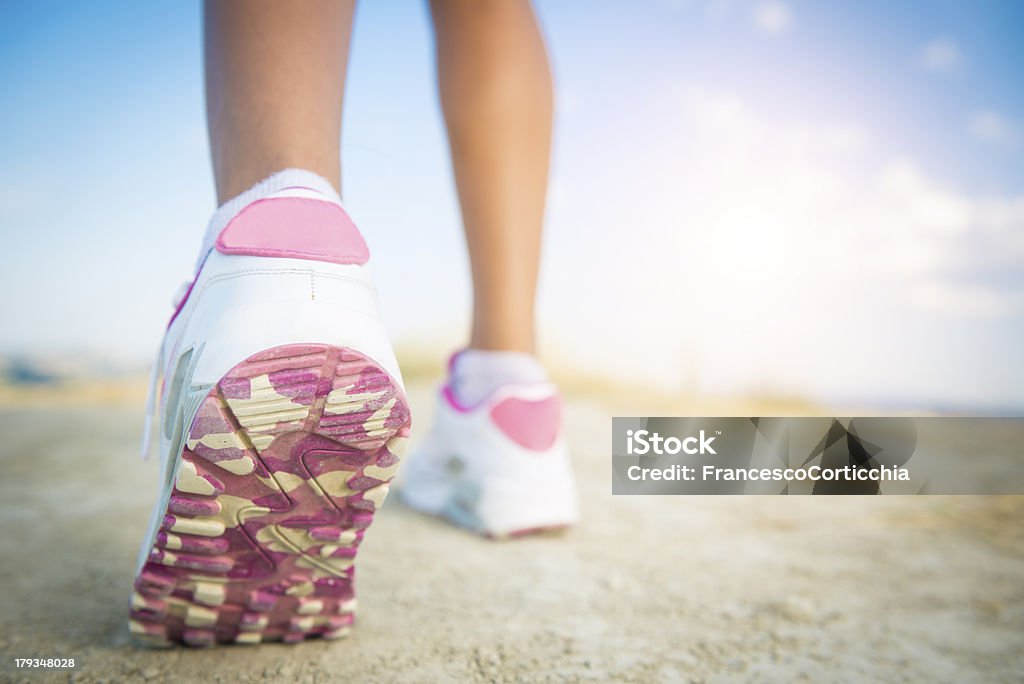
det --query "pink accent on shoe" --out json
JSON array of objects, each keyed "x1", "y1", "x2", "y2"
[
  {"x1": 441, "y1": 351, "x2": 474, "y2": 412},
  {"x1": 215, "y1": 197, "x2": 369, "y2": 265},
  {"x1": 167, "y1": 277, "x2": 196, "y2": 328},
  {"x1": 493, "y1": 523, "x2": 571, "y2": 539},
  {"x1": 442, "y1": 384, "x2": 475, "y2": 413},
  {"x1": 489, "y1": 395, "x2": 562, "y2": 451}
]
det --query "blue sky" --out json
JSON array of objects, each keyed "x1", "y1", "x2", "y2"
[{"x1": 1, "y1": 1, "x2": 1022, "y2": 410}]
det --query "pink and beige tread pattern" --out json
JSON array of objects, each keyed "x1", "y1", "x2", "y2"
[{"x1": 130, "y1": 344, "x2": 410, "y2": 647}]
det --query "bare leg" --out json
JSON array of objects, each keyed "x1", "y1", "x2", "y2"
[
  {"x1": 205, "y1": 0, "x2": 355, "y2": 204},
  {"x1": 430, "y1": 0, "x2": 554, "y2": 354}
]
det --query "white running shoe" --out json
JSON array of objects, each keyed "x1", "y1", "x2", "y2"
[
  {"x1": 399, "y1": 355, "x2": 579, "y2": 537},
  {"x1": 132, "y1": 170, "x2": 411, "y2": 647}
]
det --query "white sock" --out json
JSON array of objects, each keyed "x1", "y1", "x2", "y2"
[
  {"x1": 194, "y1": 168, "x2": 341, "y2": 273},
  {"x1": 449, "y1": 349, "x2": 548, "y2": 406}
]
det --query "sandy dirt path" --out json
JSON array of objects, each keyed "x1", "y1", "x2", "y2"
[{"x1": 1, "y1": 385, "x2": 1022, "y2": 683}]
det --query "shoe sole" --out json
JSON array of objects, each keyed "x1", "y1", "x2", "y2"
[
  {"x1": 400, "y1": 497, "x2": 573, "y2": 540},
  {"x1": 130, "y1": 343, "x2": 411, "y2": 647}
]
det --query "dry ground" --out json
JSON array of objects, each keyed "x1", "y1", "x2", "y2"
[{"x1": 0, "y1": 382, "x2": 1022, "y2": 683}]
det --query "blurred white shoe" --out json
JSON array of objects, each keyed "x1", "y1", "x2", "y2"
[{"x1": 399, "y1": 354, "x2": 579, "y2": 537}]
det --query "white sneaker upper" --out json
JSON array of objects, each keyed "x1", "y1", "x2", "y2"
[{"x1": 399, "y1": 368, "x2": 579, "y2": 537}]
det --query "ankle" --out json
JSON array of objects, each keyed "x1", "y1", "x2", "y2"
[{"x1": 468, "y1": 329, "x2": 536, "y2": 355}]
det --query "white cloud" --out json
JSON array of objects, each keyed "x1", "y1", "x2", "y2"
[
  {"x1": 816, "y1": 122, "x2": 870, "y2": 155},
  {"x1": 661, "y1": 85, "x2": 1023, "y2": 317},
  {"x1": 877, "y1": 159, "x2": 971, "y2": 237},
  {"x1": 917, "y1": 38, "x2": 961, "y2": 72},
  {"x1": 911, "y1": 281, "x2": 1013, "y2": 318},
  {"x1": 751, "y1": 1, "x2": 791, "y2": 34},
  {"x1": 968, "y1": 110, "x2": 1022, "y2": 146}
]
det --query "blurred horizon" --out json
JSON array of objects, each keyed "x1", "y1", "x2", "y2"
[{"x1": 1, "y1": 1, "x2": 1023, "y2": 412}]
